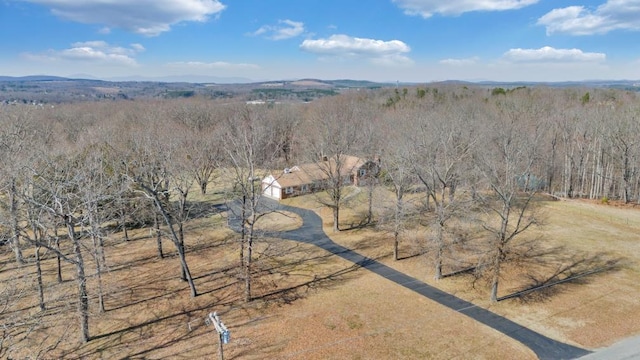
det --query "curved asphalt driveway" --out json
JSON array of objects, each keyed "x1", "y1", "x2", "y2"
[{"x1": 227, "y1": 199, "x2": 591, "y2": 360}]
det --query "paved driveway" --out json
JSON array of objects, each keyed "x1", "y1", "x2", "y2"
[{"x1": 226, "y1": 199, "x2": 592, "y2": 360}]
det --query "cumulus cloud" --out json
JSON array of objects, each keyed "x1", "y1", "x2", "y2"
[
  {"x1": 503, "y1": 46, "x2": 606, "y2": 62},
  {"x1": 392, "y1": 0, "x2": 538, "y2": 17},
  {"x1": 24, "y1": 41, "x2": 144, "y2": 66},
  {"x1": 300, "y1": 34, "x2": 412, "y2": 65},
  {"x1": 167, "y1": 61, "x2": 260, "y2": 70},
  {"x1": 439, "y1": 57, "x2": 480, "y2": 65},
  {"x1": 22, "y1": 0, "x2": 226, "y2": 36},
  {"x1": 251, "y1": 19, "x2": 305, "y2": 40},
  {"x1": 538, "y1": 1, "x2": 640, "y2": 35}
]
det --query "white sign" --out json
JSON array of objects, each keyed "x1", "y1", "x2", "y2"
[{"x1": 209, "y1": 312, "x2": 230, "y2": 344}]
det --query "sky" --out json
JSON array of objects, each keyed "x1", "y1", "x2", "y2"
[{"x1": 1, "y1": 0, "x2": 640, "y2": 83}]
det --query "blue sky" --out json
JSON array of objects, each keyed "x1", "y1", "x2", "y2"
[{"x1": 1, "y1": 0, "x2": 640, "y2": 82}]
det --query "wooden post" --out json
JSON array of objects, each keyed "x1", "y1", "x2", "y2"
[{"x1": 218, "y1": 332, "x2": 224, "y2": 360}]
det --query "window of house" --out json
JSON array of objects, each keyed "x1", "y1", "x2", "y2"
[
  {"x1": 301, "y1": 184, "x2": 309, "y2": 192},
  {"x1": 285, "y1": 187, "x2": 293, "y2": 194}
]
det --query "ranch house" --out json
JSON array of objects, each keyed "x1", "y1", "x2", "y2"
[{"x1": 262, "y1": 155, "x2": 380, "y2": 200}]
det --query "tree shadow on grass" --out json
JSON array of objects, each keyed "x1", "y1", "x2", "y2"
[
  {"x1": 185, "y1": 200, "x2": 227, "y2": 221},
  {"x1": 340, "y1": 218, "x2": 376, "y2": 231},
  {"x1": 441, "y1": 265, "x2": 476, "y2": 278},
  {"x1": 264, "y1": 233, "x2": 370, "y2": 302},
  {"x1": 398, "y1": 251, "x2": 427, "y2": 261},
  {"x1": 60, "y1": 302, "x2": 217, "y2": 359},
  {"x1": 498, "y1": 250, "x2": 624, "y2": 303},
  {"x1": 69, "y1": 261, "x2": 348, "y2": 360},
  {"x1": 253, "y1": 261, "x2": 364, "y2": 303}
]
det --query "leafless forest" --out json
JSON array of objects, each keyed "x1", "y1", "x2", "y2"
[{"x1": 1, "y1": 85, "x2": 638, "y2": 357}]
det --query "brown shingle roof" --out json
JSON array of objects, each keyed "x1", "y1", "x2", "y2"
[{"x1": 269, "y1": 155, "x2": 365, "y2": 188}]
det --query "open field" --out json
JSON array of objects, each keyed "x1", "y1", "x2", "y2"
[{"x1": 1, "y1": 191, "x2": 640, "y2": 359}]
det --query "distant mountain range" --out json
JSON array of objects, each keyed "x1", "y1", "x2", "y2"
[
  {"x1": 0, "y1": 75, "x2": 74, "y2": 82},
  {"x1": 2, "y1": 75, "x2": 639, "y2": 104},
  {"x1": 0, "y1": 74, "x2": 254, "y2": 83},
  {"x1": 1, "y1": 74, "x2": 639, "y2": 88}
]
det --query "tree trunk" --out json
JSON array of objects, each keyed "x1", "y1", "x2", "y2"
[
  {"x1": 239, "y1": 195, "x2": 246, "y2": 267},
  {"x1": 67, "y1": 218, "x2": 90, "y2": 343},
  {"x1": 178, "y1": 191, "x2": 189, "y2": 281},
  {"x1": 179, "y1": 222, "x2": 186, "y2": 281},
  {"x1": 490, "y1": 247, "x2": 504, "y2": 303},
  {"x1": 120, "y1": 204, "x2": 129, "y2": 241},
  {"x1": 393, "y1": 193, "x2": 402, "y2": 261},
  {"x1": 153, "y1": 196, "x2": 197, "y2": 297},
  {"x1": 244, "y1": 234, "x2": 253, "y2": 303},
  {"x1": 154, "y1": 212, "x2": 164, "y2": 258},
  {"x1": 563, "y1": 150, "x2": 572, "y2": 197},
  {"x1": 434, "y1": 221, "x2": 444, "y2": 280},
  {"x1": 333, "y1": 207, "x2": 340, "y2": 232},
  {"x1": 35, "y1": 242, "x2": 45, "y2": 311},
  {"x1": 434, "y1": 186, "x2": 447, "y2": 280},
  {"x1": 175, "y1": 237, "x2": 197, "y2": 298},
  {"x1": 55, "y1": 227, "x2": 62, "y2": 283},
  {"x1": 91, "y1": 232, "x2": 105, "y2": 313},
  {"x1": 490, "y1": 272, "x2": 500, "y2": 303},
  {"x1": 448, "y1": 180, "x2": 456, "y2": 203},
  {"x1": 622, "y1": 146, "x2": 631, "y2": 203},
  {"x1": 490, "y1": 208, "x2": 509, "y2": 303},
  {"x1": 9, "y1": 179, "x2": 24, "y2": 264},
  {"x1": 547, "y1": 135, "x2": 557, "y2": 194},
  {"x1": 393, "y1": 231, "x2": 399, "y2": 261},
  {"x1": 367, "y1": 182, "x2": 374, "y2": 224}
]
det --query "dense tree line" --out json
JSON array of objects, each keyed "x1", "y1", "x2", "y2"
[{"x1": 1, "y1": 85, "x2": 639, "y2": 352}]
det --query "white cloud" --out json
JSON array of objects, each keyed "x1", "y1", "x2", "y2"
[
  {"x1": 503, "y1": 46, "x2": 606, "y2": 62},
  {"x1": 251, "y1": 19, "x2": 305, "y2": 40},
  {"x1": 371, "y1": 54, "x2": 415, "y2": 66},
  {"x1": 392, "y1": 0, "x2": 538, "y2": 18},
  {"x1": 439, "y1": 57, "x2": 480, "y2": 65},
  {"x1": 24, "y1": 41, "x2": 144, "y2": 66},
  {"x1": 300, "y1": 34, "x2": 412, "y2": 66},
  {"x1": 538, "y1": 1, "x2": 640, "y2": 35},
  {"x1": 167, "y1": 61, "x2": 260, "y2": 70},
  {"x1": 22, "y1": 0, "x2": 226, "y2": 36},
  {"x1": 300, "y1": 35, "x2": 409, "y2": 56},
  {"x1": 130, "y1": 43, "x2": 146, "y2": 53}
]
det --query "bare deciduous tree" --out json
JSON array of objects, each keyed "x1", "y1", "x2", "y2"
[
  {"x1": 221, "y1": 105, "x2": 279, "y2": 302},
  {"x1": 474, "y1": 95, "x2": 543, "y2": 302},
  {"x1": 304, "y1": 94, "x2": 368, "y2": 231},
  {"x1": 124, "y1": 110, "x2": 199, "y2": 297}
]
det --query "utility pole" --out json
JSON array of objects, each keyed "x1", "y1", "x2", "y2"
[{"x1": 207, "y1": 312, "x2": 230, "y2": 360}]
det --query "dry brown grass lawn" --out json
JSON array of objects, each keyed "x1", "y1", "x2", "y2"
[
  {"x1": 1, "y1": 189, "x2": 639, "y2": 359},
  {"x1": 254, "y1": 211, "x2": 303, "y2": 232}
]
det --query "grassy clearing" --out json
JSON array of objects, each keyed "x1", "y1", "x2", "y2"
[
  {"x1": 254, "y1": 211, "x2": 303, "y2": 232},
  {"x1": 285, "y1": 190, "x2": 640, "y2": 349},
  {"x1": 1, "y1": 187, "x2": 639, "y2": 358}
]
